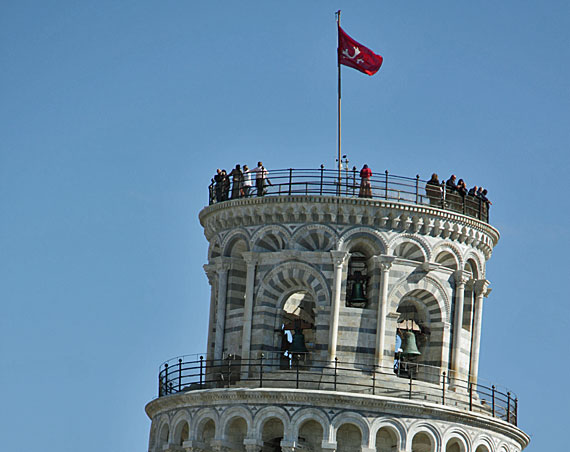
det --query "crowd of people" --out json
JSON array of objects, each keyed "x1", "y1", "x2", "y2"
[
  {"x1": 426, "y1": 173, "x2": 492, "y2": 210},
  {"x1": 211, "y1": 161, "x2": 271, "y2": 202}
]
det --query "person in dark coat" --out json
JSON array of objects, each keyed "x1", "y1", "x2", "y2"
[
  {"x1": 425, "y1": 173, "x2": 442, "y2": 206},
  {"x1": 213, "y1": 168, "x2": 223, "y2": 202},
  {"x1": 221, "y1": 169, "x2": 230, "y2": 201},
  {"x1": 229, "y1": 164, "x2": 244, "y2": 199}
]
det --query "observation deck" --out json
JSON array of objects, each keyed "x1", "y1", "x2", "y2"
[
  {"x1": 154, "y1": 353, "x2": 519, "y2": 427},
  {"x1": 208, "y1": 168, "x2": 491, "y2": 223}
]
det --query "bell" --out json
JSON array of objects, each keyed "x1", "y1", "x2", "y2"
[
  {"x1": 289, "y1": 328, "x2": 308, "y2": 354},
  {"x1": 401, "y1": 331, "x2": 421, "y2": 357},
  {"x1": 350, "y1": 280, "x2": 367, "y2": 302}
]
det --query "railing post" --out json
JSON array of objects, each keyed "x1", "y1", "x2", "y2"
[
  {"x1": 320, "y1": 165, "x2": 324, "y2": 195},
  {"x1": 259, "y1": 353, "x2": 264, "y2": 388},
  {"x1": 334, "y1": 357, "x2": 338, "y2": 391},
  {"x1": 178, "y1": 358, "x2": 182, "y2": 392},
  {"x1": 442, "y1": 371, "x2": 446, "y2": 405},
  {"x1": 442, "y1": 185, "x2": 446, "y2": 209},
  {"x1": 385, "y1": 170, "x2": 389, "y2": 200},
  {"x1": 296, "y1": 356, "x2": 300, "y2": 389},
  {"x1": 515, "y1": 397, "x2": 518, "y2": 426},
  {"x1": 164, "y1": 363, "x2": 169, "y2": 395},
  {"x1": 408, "y1": 369, "x2": 413, "y2": 399},
  {"x1": 507, "y1": 392, "x2": 511, "y2": 423},
  {"x1": 352, "y1": 166, "x2": 357, "y2": 197},
  {"x1": 199, "y1": 356, "x2": 204, "y2": 387},
  {"x1": 469, "y1": 382, "x2": 473, "y2": 411},
  {"x1": 372, "y1": 366, "x2": 376, "y2": 395},
  {"x1": 288, "y1": 168, "x2": 293, "y2": 195},
  {"x1": 479, "y1": 197, "x2": 483, "y2": 220},
  {"x1": 415, "y1": 174, "x2": 420, "y2": 204},
  {"x1": 492, "y1": 385, "x2": 496, "y2": 417},
  {"x1": 158, "y1": 370, "x2": 162, "y2": 396}
]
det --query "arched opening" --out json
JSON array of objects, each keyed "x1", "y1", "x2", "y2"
[
  {"x1": 376, "y1": 427, "x2": 398, "y2": 452},
  {"x1": 173, "y1": 420, "x2": 189, "y2": 447},
  {"x1": 262, "y1": 418, "x2": 285, "y2": 452},
  {"x1": 390, "y1": 289, "x2": 445, "y2": 383},
  {"x1": 198, "y1": 419, "x2": 216, "y2": 448},
  {"x1": 411, "y1": 432, "x2": 433, "y2": 452},
  {"x1": 226, "y1": 417, "x2": 247, "y2": 451},
  {"x1": 276, "y1": 290, "x2": 316, "y2": 368},
  {"x1": 445, "y1": 438, "x2": 465, "y2": 452},
  {"x1": 346, "y1": 250, "x2": 370, "y2": 308},
  {"x1": 435, "y1": 251, "x2": 458, "y2": 270},
  {"x1": 336, "y1": 423, "x2": 362, "y2": 452},
  {"x1": 158, "y1": 423, "x2": 169, "y2": 447},
  {"x1": 298, "y1": 419, "x2": 324, "y2": 452},
  {"x1": 393, "y1": 241, "x2": 425, "y2": 263}
]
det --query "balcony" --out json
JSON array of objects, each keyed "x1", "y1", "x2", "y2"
[
  {"x1": 208, "y1": 168, "x2": 491, "y2": 223},
  {"x1": 156, "y1": 353, "x2": 518, "y2": 426}
]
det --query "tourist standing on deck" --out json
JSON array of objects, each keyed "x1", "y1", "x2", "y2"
[{"x1": 359, "y1": 164, "x2": 372, "y2": 198}]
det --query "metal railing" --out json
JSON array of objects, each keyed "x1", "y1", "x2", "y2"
[
  {"x1": 157, "y1": 353, "x2": 517, "y2": 426},
  {"x1": 208, "y1": 168, "x2": 490, "y2": 223}
]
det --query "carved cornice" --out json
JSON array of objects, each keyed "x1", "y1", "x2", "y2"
[
  {"x1": 145, "y1": 388, "x2": 529, "y2": 448},
  {"x1": 199, "y1": 197, "x2": 499, "y2": 258}
]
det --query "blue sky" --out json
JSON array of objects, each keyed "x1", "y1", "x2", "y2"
[{"x1": 1, "y1": 1, "x2": 568, "y2": 451}]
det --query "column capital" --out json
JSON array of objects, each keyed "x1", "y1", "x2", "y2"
[
  {"x1": 213, "y1": 256, "x2": 231, "y2": 273},
  {"x1": 474, "y1": 279, "x2": 491, "y2": 297},
  {"x1": 420, "y1": 262, "x2": 440, "y2": 273},
  {"x1": 182, "y1": 440, "x2": 204, "y2": 452},
  {"x1": 244, "y1": 438, "x2": 263, "y2": 452},
  {"x1": 280, "y1": 440, "x2": 297, "y2": 452},
  {"x1": 454, "y1": 269, "x2": 471, "y2": 286},
  {"x1": 241, "y1": 251, "x2": 258, "y2": 266},
  {"x1": 330, "y1": 250, "x2": 349, "y2": 267},
  {"x1": 373, "y1": 254, "x2": 396, "y2": 272}
]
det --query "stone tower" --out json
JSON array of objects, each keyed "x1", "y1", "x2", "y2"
[{"x1": 145, "y1": 168, "x2": 529, "y2": 452}]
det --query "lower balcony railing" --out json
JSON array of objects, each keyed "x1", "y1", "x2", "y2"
[{"x1": 157, "y1": 353, "x2": 518, "y2": 426}]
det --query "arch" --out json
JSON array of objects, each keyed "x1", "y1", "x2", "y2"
[
  {"x1": 298, "y1": 419, "x2": 325, "y2": 452},
  {"x1": 408, "y1": 423, "x2": 441, "y2": 452},
  {"x1": 251, "y1": 224, "x2": 291, "y2": 252},
  {"x1": 191, "y1": 408, "x2": 219, "y2": 441},
  {"x1": 433, "y1": 250, "x2": 460, "y2": 271},
  {"x1": 256, "y1": 261, "x2": 330, "y2": 309},
  {"x1": 171, "y1": 411, "x2": 192, "y2": 446},
  {"x1": 222, "y1": 231, "x2": 250, "y2": 257},
  {"x1": 291, "y1": 224, "x2": 337, "y2": 251},
  {"x1": 224, "y1": 417, "x2": 248, "y2": 451},
  {"x1": 158, "y1": 422, "x2": 170, "y2": 447},
  {"x1": 370, "y1": 419, "x2": 406, "y2": 451},
  {"x1": 290, "y1": 408, "x2": 330, "y2": 440},
  {"x1": 220, "y1": 405, "x2": 253, "y2": 437},
  {"x1": 472, "y1": 434, "x2": 495, "y2": 452},
  {"x1": 338, "y1": 227, "x2": 387, "y2": 255},
  {"x1": 464, "y1": 251, "x2": 484, "y2": 279},
  {"x1": 388, "y1": 276, "x2": 451, "y2": 322},
  {"x1": 388, "y1": 234, "x2": 431, "y2": 262},
  {"x1": 432, "y1": 243, "x2": 463, "y2": 270},
  {"x1": 252, "y1": 406, "x2": 290, "y2": 440},
  {"x1": 331, "y1": 412, "x2": 369, "y2": 446},
  {"x1": 443, "y1": 430, "x2": 470, "y2": 452}
]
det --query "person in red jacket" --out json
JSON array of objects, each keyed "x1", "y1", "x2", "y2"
[{"x1": 359, "y1": 164, "x2": 372, "y2": 198}]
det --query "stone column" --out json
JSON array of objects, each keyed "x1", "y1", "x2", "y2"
[
  {"x1": 214, "y1": 259, "x2": 231, "y2": 361},
  {"x1": 373, "y1": 255, "x2": 395, "y2": 369},
  {"x1": 328, "y1": 251, "x2": 348, "y2": 362},
  {"x1": 243, "y1": 438, "x2": 263, "y2": 452},
  {"x1": 241, "y1": 252, "x2": 257, "y2": 377},
  {"x1": 450, "y1": 270, "x2": 470, "y2": 379},
  {"x1": 470, "y1": 279, "x2": 490, "y2": 385},
  {"x1": 203, "y1": 264, "x2": 218, "y2": 363},
  {"x1": 280, "y1": 440, "x2": 297, "y2": 452}
]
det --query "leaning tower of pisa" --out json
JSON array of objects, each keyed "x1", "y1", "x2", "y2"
[{"x1": 145, "y1": 168, "x2": 529, "y2": 452}]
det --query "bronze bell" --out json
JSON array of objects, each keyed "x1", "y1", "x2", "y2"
[
  {"x1": 350, "y1": 280, "x2": 367, "y2": 302},
  {"x1": 401, "y1": 331, "x2": 421, "y2": 357},
  {"x1": 289, "y1": 328, "x2": 308, "y2": 354}
]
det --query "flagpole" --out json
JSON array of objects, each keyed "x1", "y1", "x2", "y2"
[{"x1": 336, "y1": 10, "x2": 342, "y2": 193}]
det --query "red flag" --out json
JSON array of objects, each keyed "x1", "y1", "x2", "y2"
[{"x1": 338, "y1": 25, "x2": 383, "y2": 76}]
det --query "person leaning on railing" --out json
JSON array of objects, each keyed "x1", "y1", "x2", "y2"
[
  {"x1": 358, "y1": 164, "x2": 372, "y2": 198},
  {"x1": 425, "y1": 173, "x2": 443, "y2": 206},
  {"x1": 251, "y1": 161, "x2": 271, "y2": 196}
]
